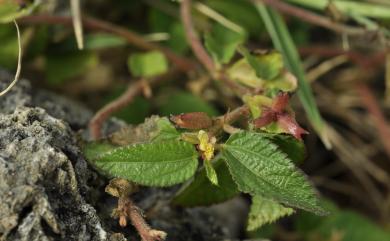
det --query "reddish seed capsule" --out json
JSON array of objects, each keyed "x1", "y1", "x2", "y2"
[{"x1": 170, "y1": 112, "x2": 213, "y2": 130}]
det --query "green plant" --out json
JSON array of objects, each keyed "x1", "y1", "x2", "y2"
[
  {"x1": 2, "y1": 0, "x2": 389, "y2": 241},
  {"x1": 82, "y1": 8, "x2": 328, "y2": 234}
]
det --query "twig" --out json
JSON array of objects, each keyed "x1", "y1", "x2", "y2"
[
  {"x1": 253, "y1": 0, "x2": 371, "y2": 36},
  {"x1": 180, "y1": 0, "x2": 215, "y2": 74},
  {"x1": 209, "y1": 105, "x2": 250, "y2": 135},
  {"x1": 357, "y1": 84, "x2": 390, "y2": 160},
  {"x1": 89, "y1": 81, "x2": 144, "y2": 139},
  {"x1": 0, "y1": 21, "x2": 22, "y2": 97},
  {"x1": 19, "y1": 15, "x2": 196, "y2": 72},
  {"x1": 106, "y1": 178, "x2": 166, "y2": 241}
]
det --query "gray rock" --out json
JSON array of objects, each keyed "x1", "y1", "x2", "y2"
[{"x1": 0, "y1": 107, "x2": 108, "y2": 241}]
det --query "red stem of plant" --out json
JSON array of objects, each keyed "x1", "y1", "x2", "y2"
[
  {"x1": 19, "y1": 15, "x2": 196, "y2": 72},
  {"x1": 357, "y1": 84, "x2": 390, "y2": 160},
  {"x1": 180, "y1": 0, "x2": 216, "y2": 75},
  {"x1": 89, "y1": 81, "x2": 144, "y2": 139},
  {"x1": 256, "y1": 0, "x2": 369, "y2": 36}
]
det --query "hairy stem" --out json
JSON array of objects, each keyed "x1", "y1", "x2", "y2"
[{"x1": 180, "y1": 0, "x2": 215, "y2": 74}]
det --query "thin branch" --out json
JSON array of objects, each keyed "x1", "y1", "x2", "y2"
[
  {"x1": 0, "y1": 21, "x2": 22, "y2": 97},
  {"x1": 253, "y1": 0, "x2": 371, "y2": 36},
  {"x1": 89, "y1": 81, "x2": 143, "y2": 139},
  {"x1": 209, "y1": 105, "x2": 250, "y2": 135},
  {"x1": 180, "y1": 0, "x2": 215, "y2": 74},
  {"x1": 106, "y1": 178, "x2": 166, "y2": 241},
  {"x1": 357, "y1": 84, "x2": 390, "y2": 160},
  {"x1": 19, "y1": 15, "x2": 196, "y2": 72}
]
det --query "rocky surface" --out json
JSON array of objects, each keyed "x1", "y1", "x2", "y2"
[{"x1": 0, "y1": 72, "x2": 227, "y2": 241}]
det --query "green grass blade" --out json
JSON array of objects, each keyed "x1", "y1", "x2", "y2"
[
  {"x1": 285, "y1": 0, "x2": 390, "y2": 19},
  {"x1": 255, "y1": 3, "x2": 330, "y2": 148}
]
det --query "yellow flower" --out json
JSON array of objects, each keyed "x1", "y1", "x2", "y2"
[{"x1": 197, "y1": 130, "x2": 215, "y2": 161}]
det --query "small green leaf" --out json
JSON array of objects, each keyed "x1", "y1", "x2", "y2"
[
  {"x1": 222, "y1": 131, "x2": 325, "y2": 214},
  {"x1": 239, "y1": 47, "x2": 283, "y2": 80},
  {"x1": 204, "y1": 160, "x2": 218, "y2": 185},
  {"x1": 83, "y1": 33, "x2": 127, "y2": 50},
  {"x1": 167, "y1": 22, "x2": 189, "y2": 54},
  {"x1": 173, "y1": 158, "x2": 239, "y2": 206},
  {"x1": 227, "y1": 58, "x2": 263, "y2": 88},
  {"x1": 247, "y1": 195, "x2": 294, "y2": 231},
  {"x1": 205, "y1": 23, "x2": 245, "y2": 65},
  {"x1": 89, "y1": 140, "x2": 198, "y2": 187},
  {"x1": 128, "y1": 51, "x2": 168, "y2": 78}
]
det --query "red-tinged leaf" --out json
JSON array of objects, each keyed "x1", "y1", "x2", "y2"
[
  {"x1": 170, "y1": 112, "x2": 213, "y2": 130},
  {"x1": 277, "y1": 113, "x2": 309, "y2": 140}
]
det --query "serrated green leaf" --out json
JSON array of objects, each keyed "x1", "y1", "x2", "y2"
[
  {"x1": 204, "y1": 160, "x2": 218, "y2": 185},
  {"x1": 205, "y1": 23, "x2": 245, "y2": 65},
  {"x1": 128, "y1": 51, "x2": 168, "y2": 78},
  {"x1": 222, "y1": 131, "x2": 325, "y2": 214},
  {"x1": 239, "y1": 47, "x2": 283, "y2": 80},
  {"x1": 89, "y1": 140, "x2": 198, "y2": 187},
  {"x1": 255, "y1": 5, "x2": 329, "y2": 148},
  {"x1": 247, "y1": 195, "x2": 294, "y2": 231},
  {"x1": 173, "y1": 158, "x2": 239, "y2": 206}
]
